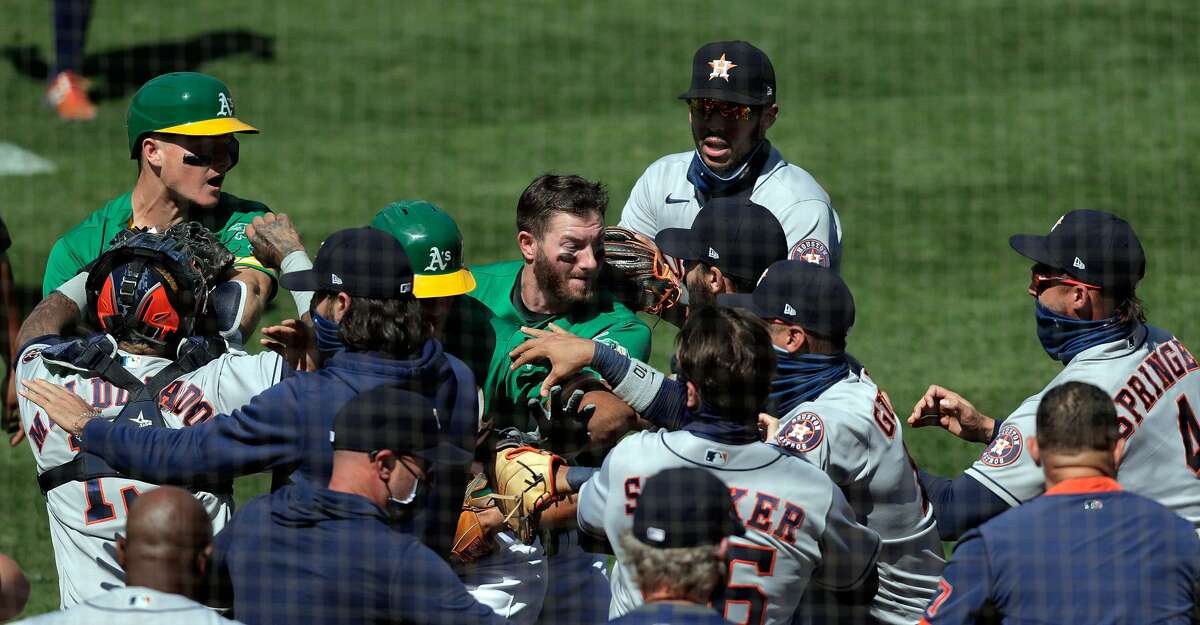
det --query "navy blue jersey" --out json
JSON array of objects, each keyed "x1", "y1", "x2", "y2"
[
  {"x1": 609, "y1": 602, "x2": 729, "y2": 625},
  {"x1": 923, "y1": 477, "x2": 1200, "y2": 625}
]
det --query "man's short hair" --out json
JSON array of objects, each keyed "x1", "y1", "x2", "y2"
[
  {"x1": 515, "y1": 174, "x2": 608, "y2": 239},
  {"x1": 315, "y1": 290, "x2": 426, "y2": 359},
  {"x1": 676, "y1": 306, "x2": 776, "y2": 421},
  {"x1": 618, "y1": 532, "x2": 724, "y2": 602},
  {"x1": 1036, "y1": 381, "x2": 1121, "y2": 453}
]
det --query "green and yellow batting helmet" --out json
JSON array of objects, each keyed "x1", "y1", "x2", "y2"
[
  {"x1": 127, "y1": 72, "x2": 258, "y2": 158},
  {"x1": 370, "y1": 201, "x2": 476, "y2": 298}
]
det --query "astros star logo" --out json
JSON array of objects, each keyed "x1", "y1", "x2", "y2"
[{"x1": 708, "y1": 54, "x2": 737, "y2": 81}]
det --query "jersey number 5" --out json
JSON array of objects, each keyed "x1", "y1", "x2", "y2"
[{"x1": 714, "y1": 543, "x2": 776, "y2": 625}]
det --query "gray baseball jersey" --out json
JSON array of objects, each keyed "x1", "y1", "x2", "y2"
[
  {"x1": 966, "y1": 324, "x2": 1200, "y2": 530},
  {"x1": 618, "y1": 148, "x2": 843, "y2": 270},
  {"x1": 775, "y1": 370, "x2": 944, "y2": 625},
  {"x1": 578, "y1": 429, "x2": 880, "y2": 624},
  {"x1": 12, "y1": 586, "x2": 242, "y2": 624},
  {"x1": 17, "y1": 339, "x2": 284, "y2": 608}
]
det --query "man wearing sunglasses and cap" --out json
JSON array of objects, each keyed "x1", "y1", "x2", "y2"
[
  {"x1": 43, "y1": 72, "x2": 274, "y2": 346},
  {"x1": 909, "y1": 210, "x2": 1200, "y2": 540},
  {"x1": 618, "y1": 41, "x2": 842, "y2": 271},
  {"x1": 210, "y1": 384, "x2": 507, "y2": 625}
]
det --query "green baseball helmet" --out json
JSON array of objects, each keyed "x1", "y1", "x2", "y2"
[
  {"x1": 370, "y1": 201, "x2": 476, "y2": 298},
  {"x1": 127, "y1": 72, "x2": 258, "y2": 158}
]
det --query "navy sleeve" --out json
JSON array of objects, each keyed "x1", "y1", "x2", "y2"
[
  {"x1": 393, "y1": 539, "x2": 510, "y2": 625},
  {"x1": 591, "y1": 343, "x2": 691, "y2": 431},
  {"x1": 919, "y1": 469, "x2": 1012, "y2": 541},
  {"x1": 80, "y1": 379, "x2": 304, "y2": 486},
  {"x1": 923, "y1": 529, "x2": 996, "y2": 625}
]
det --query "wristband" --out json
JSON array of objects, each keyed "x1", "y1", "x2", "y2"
[
  {"x1": 280, "y1": 250, "x2": 314, "y2": 315},
  {"x1": 610, "y1": 358, "x2": 666, "y2": 414}
]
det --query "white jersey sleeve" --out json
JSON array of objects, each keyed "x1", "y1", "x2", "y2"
[
  {"x1": 963, "y1": 398, "x2": 1043, "y2": 507},
  {"x1": 617, "y1": 163, "x2": 662, "y2": 238}
]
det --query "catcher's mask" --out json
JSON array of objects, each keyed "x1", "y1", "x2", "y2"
[{"x1": 85, "y1": 232, "x2": 208, "y2": 351}]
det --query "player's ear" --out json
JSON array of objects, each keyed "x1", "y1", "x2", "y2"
[
  {"x1": 517, "y1": 231, "x2": 538, "y2": 263},
  {"x1": 1028, "y1": 436, "x2": 1041, "y2": 466},
  {"x1": 1113, "y1": 436, "x2": 1127, "y2": 468},
  {"x1": 373, "y1": 449, "x2": 395, "y2": 480},
  {"x1": 685, "y1": 380, "x2": 699, "y2": 410},
  {"x1": 792, "y1": 326, "x2": 808, "y2": 354},
  {"x1": 197, "y1": 543, "x2": 213, "y2": 577},
  {"x1": 761, "y1": 104, "x2": 779, "y2": 132},
  {"x1": 329, "y1": 292, "x2": 353, "y2": 323},
  {"x1": 143, "y1": 136, "x2": 164, "y2": 169},
  {"x1": 706, "y1": 265, "x2": 727, "y2": 295}
]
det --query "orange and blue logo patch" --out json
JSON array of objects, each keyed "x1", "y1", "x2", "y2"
[
  {"x1": 980, "y1": 423, "x2": 1024, "y2": 467},
  {"x1": 789, "y1": 239, "x2": 831, "y2": 268},
  {"x1": 779, "y1": 412, "x2": 825, "y2": 453}
]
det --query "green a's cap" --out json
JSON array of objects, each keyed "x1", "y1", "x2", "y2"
[
  {"x1": 127, "y1": 72, "x2": 259, "y2": 158},
  {"x1": 370, "y1": 201, "x2": 476, "y2": 298}
]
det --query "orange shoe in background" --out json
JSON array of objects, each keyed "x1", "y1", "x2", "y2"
[{"x1": 45, "y1": 71, "x2": 96, "y2": 121}]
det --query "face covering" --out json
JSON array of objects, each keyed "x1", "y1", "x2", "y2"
[
  {"x1": 384, "y1": 462, "x2": 426, "y2": 522},
  {"x1": 311, "y1": 307, "x2": 345, "y2": 355},
  {"x1": 686, "y1": 140, "x2": 768, "y2": 196},
  {"x1": 1035, "y1": 301, "x2": 1133, "y2": 364},
  {"x1": 769, "y1": 348, "x2": 850, "y2": 417}
]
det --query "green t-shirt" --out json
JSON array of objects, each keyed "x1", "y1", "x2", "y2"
[
  {"x1": 43, "y1": 191, "x2": 274, "y2": 296},
  {"x1": 445, "y1": 259, "x2": 651, "y2": 430}
]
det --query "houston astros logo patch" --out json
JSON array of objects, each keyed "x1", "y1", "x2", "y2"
[
  {"x1": 980, "y1": 424, "x2": 1024, "y2": 467},
  {"x1": 778, "y1": 412, "x2": 825, "y2": 453},
  {"x1": 708, "y1": 54, "x2": 737, "y2": 81},
  {"x1": 790, "y1": 239, "x2": 831, "y2": 268}
]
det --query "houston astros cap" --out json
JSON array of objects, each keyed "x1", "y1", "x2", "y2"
[
  {"x1": 279, "y1": 227, "x2": 415, "y2": 299},
  {"x1": 718, "y1": 260, "x2": 855, "y2": 337},
  {"x1": 331, "y1": 383, "x2": 472, "y2": 466},
  {"x1": 655, "y1": 196, "x2": 787, "y2": 283},
  {"x1": 633, "y1": 468, "x2": 744, "y2": 548},
  {"x1": 679, "y1": 41, "x2": 776, "y2": 106},
  {"x1": 1009, "y1": 210, "x2": 1145, "y2": 292}
]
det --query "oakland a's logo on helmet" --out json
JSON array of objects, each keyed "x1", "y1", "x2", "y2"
[
  {"x1": 425, "y1": 247, "x2": 452, "y2": 272},
  {"x1": 217, "y1": 92, "x2": 234, "y2": 117}
]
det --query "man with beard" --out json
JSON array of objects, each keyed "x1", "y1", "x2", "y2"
[
  {"x1": 619, "y1": 41, "x2": 842, "y2": 270},
  {"x1": 443, "y1": 174, "x2": 650, "y2": 625}
]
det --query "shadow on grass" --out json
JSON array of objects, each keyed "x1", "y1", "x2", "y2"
[{"x1": 2, "y1": 28, "x2": 274, "y2": 102}]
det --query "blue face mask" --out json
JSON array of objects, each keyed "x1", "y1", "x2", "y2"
[
  {"x1": 769, "y1": 348, "x2": 850, "y2": 417},
  {"x1": 311, "y1": 308, "x2": 345, "y2": 355},
  {"x1": 686, "y1": 140, "x2": 766, "y2": 195},
  {"x1": 1035, "y1": 301, "x2": 1132, "y2": 364}
]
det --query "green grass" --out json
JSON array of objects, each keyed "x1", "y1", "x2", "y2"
[{"x1": 2, "y1": 0, "x2": 1198, "y2": 616}]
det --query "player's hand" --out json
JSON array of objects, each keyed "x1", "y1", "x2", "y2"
[
  {"x1": 509, "y1": 325, "x2": 596, "y2": 397},
  {"x1": 260, "y1": 319, "x2": 319, "y2": 372},
  {"x1": 246, "y1": 213, "x2": 304, "y2": 270},
  {"x1": 3, "y1": 373, "x2": 23, "y2": 446},
  {"x1": 908, "y1": 385, "x2": 996, "y2": 443},
  {"x1": 758, "y1": 412, "x2": 780, "y2": 444},
  {"x1": 19, "y1": 379, "x2": 98, "y2": 439}
]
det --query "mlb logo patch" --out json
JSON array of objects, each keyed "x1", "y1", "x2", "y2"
[
  {"x1": 980, "y1": 424, "x2": 1024, "y2": 467},
  {"x1": 778, "y1": 412, "x2": 825, "y2": 453},
  {"x1": 789, "y1": 239, "x2": 831, "y2": 268},
  {"x1": 704, "y1": 448, "x2": 728, "y2": 465},
  {"x1": 21, "y1": 349, "x2": 41, "y2": 364}
]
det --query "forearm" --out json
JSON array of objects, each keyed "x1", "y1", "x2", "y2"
[
  {"x1": 0, "y1": 255, "x2": 19, "y2": 362},
  {"x1": 16, "y1": 292, "x2": 78, "y2": 350},
  {"x1": 231, "y1": 269, "x2": 271, "y2": 340},
  {"x1": 592, "y1": 343, "x2": 689, "y2": 430},
  {"x1": 919, "y1": 469, "x2": 1011, "y2": 541},
  {"x1": 537, "y1": 494, "x2": 579, "y2": 529}
]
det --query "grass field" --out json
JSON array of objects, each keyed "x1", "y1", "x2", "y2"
[{"x1": 2, "y1": 0, "x2": 1198, "y2": 616}]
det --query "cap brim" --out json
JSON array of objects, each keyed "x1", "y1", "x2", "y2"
[
  {"x1": 1009, "y1": 234, "x2": 1059, "y2": 268},
  {"x1": 412, "y1": 441, "x2": 473, "y2": 466},
  {"x1": 157, "y1": 117, "x2": 259, "y2": 136},
  {"x1": 678, "y1": 89, "x2": 770, "y2": 106},
  {"x1": 655, "y1": 228, "x2": 700, "y2": 262},
  {"x1": 716, "y1": 292, "x2": 770, "y2": 318},
  {"x1": 279, "y1": 269, "x2": 324, "y2": 292},
  {"x1": 414, "y1": 268, "x2": 476, "y2": 298}
]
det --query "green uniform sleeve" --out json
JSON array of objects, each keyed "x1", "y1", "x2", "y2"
[
  {"x1": 208, "y1": 196, "x2": 275, "y2": 281},
  {"x1": 43, "y1": 236, "x2": 88, "y2": 297},
  {"x1": 592, "y1": 320, "x2": 651, "y2": 362}
]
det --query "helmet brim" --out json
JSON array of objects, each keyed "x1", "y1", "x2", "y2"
[
  {"x1": 414, "y1": 268, "x2": 476, "y2": 298},
  {"x1": 156, "y1": 117, "x2": 259, "y2": 137}
]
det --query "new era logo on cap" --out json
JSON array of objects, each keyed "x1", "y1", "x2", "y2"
[
  {"x1": 708, "y1": 247, "x2": 720, "y2": 260},
  {"x1": 646, "y1": 527, "x2": 666, "y2": 543},
  {"x1": 784, "y1": 303, "x2": 796, "y2": 316},
  {"x1": 331, "y1": 273, "x2": 343, "y2": 285},
  {"x1": 1073, "y1": 257, "x2": 1086, "y2": 270}
]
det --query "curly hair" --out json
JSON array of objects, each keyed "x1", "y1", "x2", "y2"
[{"x1": 618, "y1": 532, "x2": 724, "y2": 603}]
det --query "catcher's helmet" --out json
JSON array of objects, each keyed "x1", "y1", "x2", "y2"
[
  {"x1": 85, "y1": 232, "x2": 209, "y2": 350},
  {"x1": 369, "y1": 200, "x2": 476, "y2": 298},
  {"x1": 127, "y1": 72, "x2": 258, "y2": 159}
]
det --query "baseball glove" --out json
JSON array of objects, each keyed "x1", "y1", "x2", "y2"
[
  {"x1": 163, "y1": 221, "x2": 235, "y2": 284},
  {"x1": 452, "y1": 474, "x2": 502, "y2": 562},
  {"x1": 602, "y1": 226, "x2": 682, "y2": 316},
  {"x1": 491, "y1": 432, "x2": 566, "y2": 543}
]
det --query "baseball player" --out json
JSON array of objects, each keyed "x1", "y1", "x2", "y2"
[
  {"x1": 619, "y1": 41, "x2": 842, "y2": 269},
  {"x1": 43, "y1": 71, "x2": 273, "y2": 344},
  {"x1": 14, "y1": 487, "x2": 244, "y2": 624},
  {"x1": 16, "y1": 231, "x2": 284, "y2": 607},
  {"x1": 909, "y1": 210, "x2": 1200, "y2": 539},
  {"x1": 575, "y1": 307, "x2": 881, "y2": 624}
]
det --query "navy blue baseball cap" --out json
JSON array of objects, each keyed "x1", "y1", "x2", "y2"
[
  {"x1": 332, "y1": 383, "x2": 472, "y2": 466},
  {"x1": 280, "y1": 227, "x2": 415, "y2": 299},
  {"x1": 633, "y1": 468, "x2": 744, "y2": 548},
  {"x1": 655, "y1": 196, "x2": 787, "y2": 283},
  {"x1": 679, "y1": 41, "x2": 776, "y2": 106},
  {"x1": 718, "y1": 259, "x2": 855, "y2": 337},
  {"x1": 1009, "y1": 210, "x2": 1145, "y2": 292}
]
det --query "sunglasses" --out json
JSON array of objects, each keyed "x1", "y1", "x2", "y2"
[
  {"x1": 688, "y1": 98, "x2": 753, "y2": 121},
  {"x1": 1029, "y1": 263, "x2": 1100, "y2": 295},
  {"x1": 179, "y1": 136, "x2": 240, "y2": 168}
]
